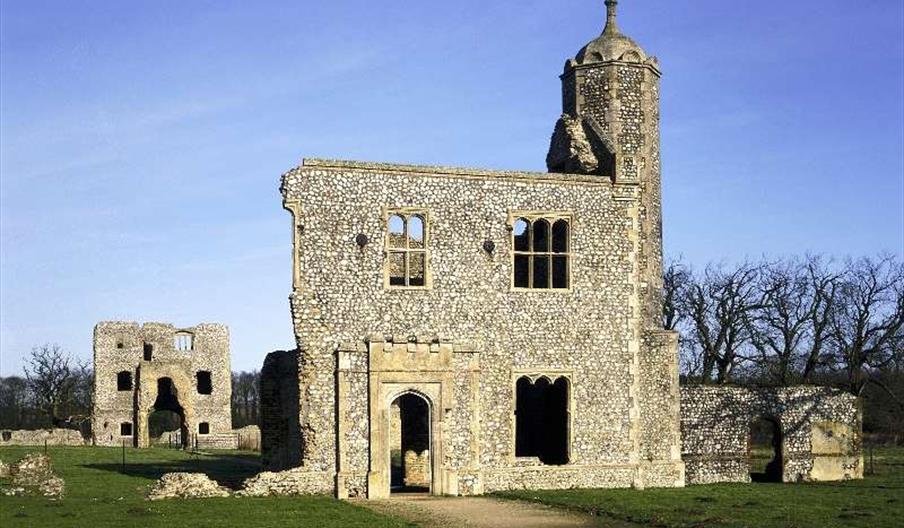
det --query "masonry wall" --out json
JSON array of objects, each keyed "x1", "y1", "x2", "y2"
[
  {"x1": 92, "y1": 322, "x2": 232, "y2": 447},
  {"x1": 0, "y1": 428, "x2": 87, "y2": 447},
  {"x1": 281, "y1": 159, "x2": 684, "y2": 496},
  {"x1": 680, "y1": 386, "x2": 863, "y2": 484}
]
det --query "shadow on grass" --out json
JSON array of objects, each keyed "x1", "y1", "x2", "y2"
[{"x1": 84, "y1": 453, "x2": 262, "y2": 489}]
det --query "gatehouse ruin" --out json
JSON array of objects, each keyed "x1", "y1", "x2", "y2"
[{"x1": 92, "y1": 322, "x2": 233, "y2": 449}]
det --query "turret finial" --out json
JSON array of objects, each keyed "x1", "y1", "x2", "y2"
[{"x1": 604, "y1": 0, "x2": 619, "y2": 33}]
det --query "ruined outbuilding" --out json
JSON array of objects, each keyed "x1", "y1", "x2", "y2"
[
  {"x1": 258, "y1": 1, "x2": 861, "y2": 499},
  {"x1": 92, "y1": 322, "x2": 233, "y2": 448}
]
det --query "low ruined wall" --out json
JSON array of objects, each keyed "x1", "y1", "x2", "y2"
[
  {"x1": 260, "y1": 350, "x2": 301, "y2": 470},
  {"x1": 237, "y1": 468, "x2": 332, "y2": 497},
  {"x1": 0, "y1": 428, "x2": 87, "y2": 447},
  {"x1": 234, "y1": 425, "x2": 261, "y2": 451},
  {"x1": 680, "y1": 386, "x2": 862, "y2": 485}
]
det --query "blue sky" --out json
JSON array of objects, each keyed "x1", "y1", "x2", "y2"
[{"x1": 1, "y1": 0, "x2": 902, "y2": 375}]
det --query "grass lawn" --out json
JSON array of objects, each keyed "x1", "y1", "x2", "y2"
[
  {"x1": 497, "y1": 447, "x2": 904, "y2": 528},
  {"x1": 0, "y1": 446, "x2": 417, "y2": 528}
]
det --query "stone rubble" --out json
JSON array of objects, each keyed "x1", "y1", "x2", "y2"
[
  {"x1": 0, "y1": 453, "x2": 65, "y2": 498},
  {"x1": 146, "y1": 472, "x2": 230, "y2": 500}
]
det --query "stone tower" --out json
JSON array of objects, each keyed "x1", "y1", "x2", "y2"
[{"x1": 547, "y1": 0, "x2": 664, "y2": 329}]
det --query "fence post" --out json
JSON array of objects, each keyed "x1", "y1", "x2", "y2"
[
  {"x1": 869, "y1": 444, "x2": 874, "y2": 475},
  {"x1": 44, "y1": 439, "x2": 47, "y2": 455},
  {"x1": 121, "y1": 438, "x2": 126, "y2": 474}
]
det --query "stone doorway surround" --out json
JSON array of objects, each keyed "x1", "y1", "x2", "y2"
[
  {"x1": 372, "y1": 383, "x2": 442, "y2": 498},
  {"x1": 336, "y1": 335, "x2": 480, "y2": 499}
]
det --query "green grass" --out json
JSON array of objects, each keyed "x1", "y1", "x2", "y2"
[
  {"x1": 496, "y1": 448, "x2": 904, "y2": 528},
  {"x1": 0, "y1": 446, "x2": 416, "y2": 528}
]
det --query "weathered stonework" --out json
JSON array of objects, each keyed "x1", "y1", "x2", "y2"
[
  {"x1": 0, "y1": 428, "x2": 87, "y2": 447},
  {"x1": 92, "y1": 322, "x2": 232, "y2": 448},
  {"x1": 147, "y1": 472, "x2": 230, "y2": 500},
  {"x1": 680, "y1": 386, "x2": 863, "y2": 484}
]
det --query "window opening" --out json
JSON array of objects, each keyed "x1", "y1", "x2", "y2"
[
  {"x1": 515, "y1": 376, "x2": 569, "y2": 465},
  {"x1": 386, "y1": 211, "x2": 428, "y2": 288},
  {"x1": 513, "y1": 216, "x2": 571, "y2": 289},
  {"x1": 117, "y1": 371, "x2": 133, "y2": 391},
  {"x1": 196, "y1": 371, "x2": 213, "y2": 395},
  {"x1": 174, "y1": 332, "x2": 193, "y2": 351}
]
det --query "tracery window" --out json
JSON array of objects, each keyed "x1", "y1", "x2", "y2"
[
  {"x1": 385, "y1": 210, "x2": 429, "y2": 289},
  {"x1": 174, "y1": 332, "x2": 193, "y2": 352},
  {"x1": 512, "y1": 215, "x2": 571, "y2": 290}
]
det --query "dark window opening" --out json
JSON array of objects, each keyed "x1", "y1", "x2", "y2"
[
  {"x1": 116, "y1": 341, "x2": 124, "y2": 349},
  {"x1": 143, "y1": 343, "x2": 153, "y2": 361},
  {"x1": 390, "y1": 393, "x2": 431, "y2": 494},
  {"x1": 512, "y1": 217, "x2": 571, "y2": 290},
  {"x1": 120, "y1": 422, "x2": 133, "y2": 436},
  {"x1": 116, "y1": 371, "x2": 133, "y2": 391},
  {"x1": 196, "y1": 371, "x2": 213, "y2": 395},
  {"x1": 515, "y1": 376, "x2": 569, "y2": 465},
  {"x1": 2, "y1": 431, "x2": 11, "y2": 441},
  {"x1": 198, "y1": 422, "x2": 210, "y2": 435},
  {"x1": 749, "y1": 417, "x2": 783, "y2": 483}
]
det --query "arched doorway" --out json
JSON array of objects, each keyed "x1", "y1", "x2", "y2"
[
  {"x1": 148, "y1": 377, "x2": 188, "y2": 449},
  {"x1": 389, "y1": 392, "x2": 431, "y2": 494},
  {"x1": 749, "y1": 416, "x2": 783, "y2": 482}
]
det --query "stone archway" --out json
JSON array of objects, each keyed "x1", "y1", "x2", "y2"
[
  {"x1": 368, "y1": 383, "x2": 445, "y2": 499},
  {"x1": 147, "y1": 378, "x2": 188, "y2": 448},
  {"x1": 136, "y1": 362, "x2": 195, "y2": 448},
  {"x1": 390, "y1": 392, "x2": 432, "y2": 494},
  {"x1": 749, "y1": 416, "x2": 783, "y2": 483}
]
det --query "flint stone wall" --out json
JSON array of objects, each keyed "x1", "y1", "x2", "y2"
[
  {"x1": 92, "y1": 322, "x2": 232, "y2": 448},
  {"x1": 680, "y1": 386, "x2": 863, "y2": 485},
  {"x1": 0, "y1": 428, "x2": 87, "y2": 447}
]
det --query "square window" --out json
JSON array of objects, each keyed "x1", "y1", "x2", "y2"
[
  {"x1": 198, "y1": 422, "x2": 210, "y2": 435},
  {"x1": 120, "y1": 422, "x2": 133, "y2": 436}
]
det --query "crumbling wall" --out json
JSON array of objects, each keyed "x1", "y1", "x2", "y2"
[
  {"x1": 0, "y1": 428, "x2": 87, "y2": 447},
  {"x1": 680, "y1": 386, "x2": 862, "y2": 484},
  {"x1": 260, "y1": 349, "x2": 301, "y2": 470}
]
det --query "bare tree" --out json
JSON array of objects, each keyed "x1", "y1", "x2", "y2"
[
  {"x1": 747, "y1": 259, "x2": 810, "y2": 386},
  {"x1": 663, "y1": 259, "x2": 690, "y2": 331},
  {"x1": 830, "y1": 256, "x2": 904, "y2": 403},
  {"x1": 682, "y1": 262, "x2": 763, "y2": 384},
  {"x1": 800, "y1": 256, "x2": 841, "y2": 383},
  {"x1": 24, "y1": 344, "x2": 79, "y2": 427}
]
